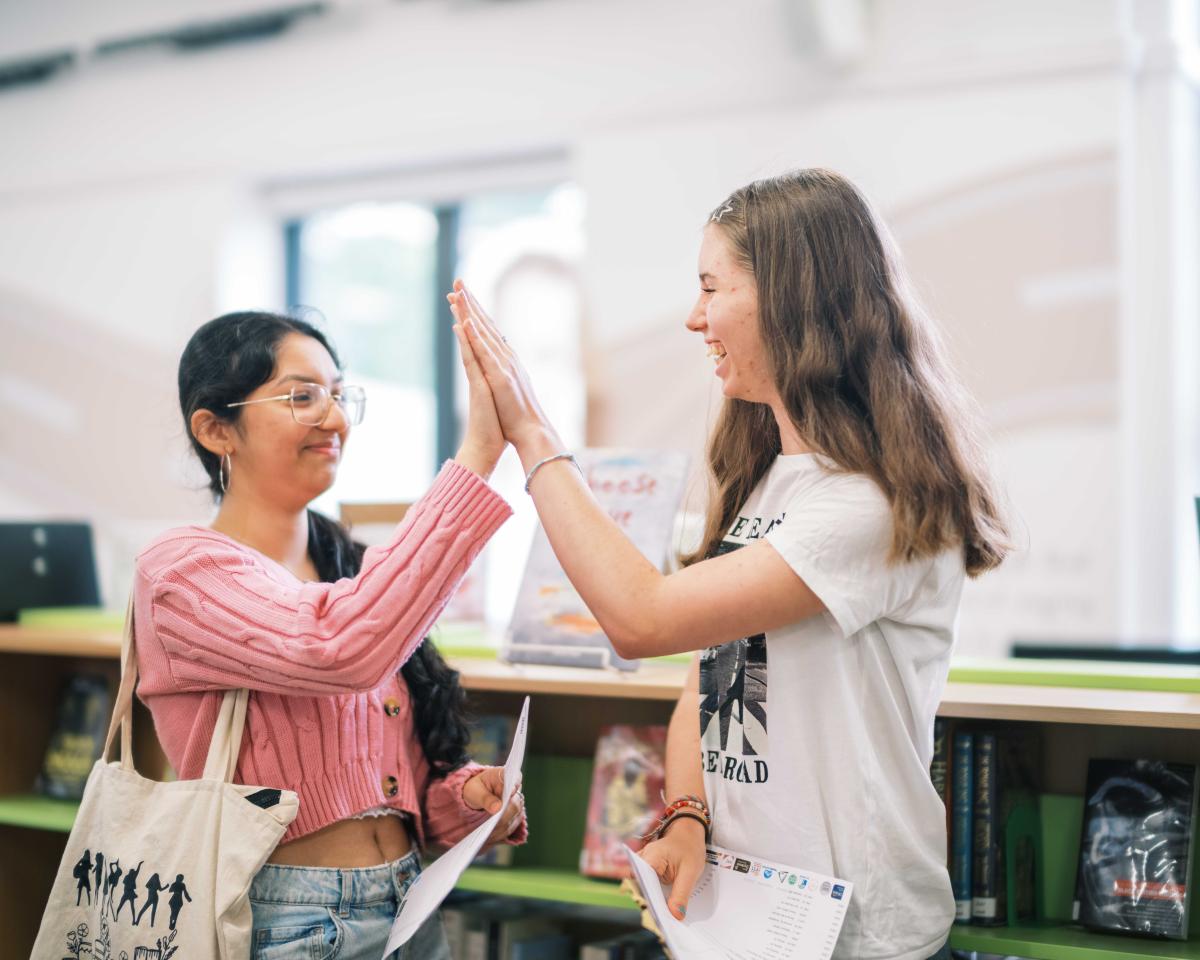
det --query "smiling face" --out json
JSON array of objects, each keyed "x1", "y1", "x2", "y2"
[
  {"x1": 224, "y1": 332, "x2": 350, "y2": 508},
  {"x1": 686, "y1": 225, "x2": 778, "y2": 405}
]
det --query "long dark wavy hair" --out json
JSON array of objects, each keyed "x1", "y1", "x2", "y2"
[
  {"x1": 684, "y1": 170, "x2": 1009, "y2": 577},
  {"x1": 178, "y1": 311, "x2": 471, "y2": 777}
]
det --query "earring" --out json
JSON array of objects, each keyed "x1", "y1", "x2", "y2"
[{"x1": 219, "y1": 453, "x2": 231, "y2": 495}]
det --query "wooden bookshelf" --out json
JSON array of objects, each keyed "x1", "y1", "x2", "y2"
[{"x1": 3, "y1": 620, "x2": 1200, "y2": 959}]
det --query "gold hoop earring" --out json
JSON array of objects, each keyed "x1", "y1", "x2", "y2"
[{"x1": 219, "y1": 453, "x2": 231, "y2": 495}]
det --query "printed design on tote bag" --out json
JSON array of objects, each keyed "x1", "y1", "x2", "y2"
[
  {"x1": 699, "y1": 537, "x2": 771, "y2": 784},
  {"x1": 57, "y1": 846, "x2": 189, "y2": 959}
]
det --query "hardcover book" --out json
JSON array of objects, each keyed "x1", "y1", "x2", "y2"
[
  {"x1": 36, "y1": 672, "x2": 111, "y2": 800},
  {"x1": 950, "y1": 729, "x2": 974, "y2": 923},
  {"x1": 580, "y1": 725, "x2": 668, "y2": 879},
  {"x1": 971, "y1": 729, "x2": 1040, "y2": 926}
]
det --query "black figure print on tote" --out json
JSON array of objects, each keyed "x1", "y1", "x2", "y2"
[
  {"x1": 55, "y1": 844, "x2": 191, "y2": 959},
  {"x1": 104, "y1": 859, "x2": 122, "y2": 919},
  {"x1": 72, "y1": 850, "x2": 93, "y2": 906},
  {"x1": 135, "y1": 872, "x2": 170, "y2": 928},
  {"x1": 115, "y1": 860, "x2": 143, "y2": 922},
  {"x1": 167, "y1": 875, "x2": 191, "y2": 931}
]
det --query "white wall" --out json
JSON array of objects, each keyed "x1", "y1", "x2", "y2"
[{"x1": 2, "y1": 0, "x2": 1189, "y2": 655}]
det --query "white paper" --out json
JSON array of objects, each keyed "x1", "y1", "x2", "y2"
[
  {"x1": 625, "y1": 843, "x2": 853, "y2": 960},
  {"x1": 382, "y1": 696, "x2": 530, "y2": 955}
]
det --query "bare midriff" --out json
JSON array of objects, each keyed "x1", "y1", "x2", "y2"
[{"x1": 267, "y1": 814, "x2": 413, "y2": 868}]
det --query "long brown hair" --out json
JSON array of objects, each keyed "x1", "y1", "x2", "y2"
[{"x1": 685, "y1": 169, "x2": 1008, "y2": 577}]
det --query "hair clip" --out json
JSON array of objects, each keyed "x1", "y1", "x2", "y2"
[{"x1": 711, "y1": 201, "x2": 735, "y2": 223}]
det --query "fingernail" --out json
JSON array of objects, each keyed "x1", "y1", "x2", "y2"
[{"x1": 677, "y1": 905, "x2": 687, "y2": 918}]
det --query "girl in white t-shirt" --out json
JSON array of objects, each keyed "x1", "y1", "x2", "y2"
[{"x1": 448, "y1": 168, "x2": 1009, "y2": 960}]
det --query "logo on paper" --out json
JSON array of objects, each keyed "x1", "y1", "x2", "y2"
[
  {"x1": 720, "y1": 854, "x2": 735, "y2": 870},
  {"x1": 763, "y1": 868, "x2": 775, "y2": 880},
  {"x1": 820, "y1": 881, "x2": 832, "y2": 896},
  {"x1": 798, "y1": 877, "x2": 809, "y2": 889},
  {"x1": 832, "y1": 884, "x2": 845, "y2": 900},
  {"x1": 788, "y1": 874, "x2": 797, "y2": 885},
  {"x1": 734, "y1": 859, "x2": 751, "y2": 874},
  {"x1": 706, "y1": 850, "x2": 720, "y2": 865},
  {"x1": 750, "y1": 863, "x2": 762, "y2": 876}
]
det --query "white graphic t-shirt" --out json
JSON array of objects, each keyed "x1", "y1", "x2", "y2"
[{"x1": 700, "y1": 453, "x2": 962, "y2": 960}]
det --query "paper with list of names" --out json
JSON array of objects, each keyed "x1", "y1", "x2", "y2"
[
  {"x1": 382, "y1": 696, "x2": 529, "y2": 956},
  {"x1": 626, "y1": 843, "x2": 853, "y2": 960}
]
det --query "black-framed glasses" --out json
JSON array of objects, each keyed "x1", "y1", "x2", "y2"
[{"x1": 227, "y1": 383, "x2": 366, "y2": 427}]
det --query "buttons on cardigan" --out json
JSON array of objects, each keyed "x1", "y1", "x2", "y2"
[
  {"x1": 383, "y1": 775, "x2": 399, "y2": 798},
  {"x1": 383, "y1": 698, "x2": 401, "y2": 717}
]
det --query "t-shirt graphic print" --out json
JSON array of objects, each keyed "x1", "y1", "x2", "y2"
[{"x1": 700, "y1": 541, "x2": 774, "y2": 786}]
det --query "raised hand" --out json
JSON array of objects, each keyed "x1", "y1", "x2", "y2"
[
  {"x1": 447, "y1": 281, "x2": 562, "y2": 457},
  {"x1": 450, "y1": 289, "x2": 507, "y2": 479}
]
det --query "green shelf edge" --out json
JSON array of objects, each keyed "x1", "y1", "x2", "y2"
[
  {"x1": 949, "y1": 922, "x2": 1200, "y2": 960},
  {"x1": 457, "y1": 866, "x2": 636, "y2": 912},
  {"x1": 947, "y1": 657, "x2": 1200, "y2": 693},
  {"x1": 0, "y1": 793, "x2": 80, "y2": 832}
]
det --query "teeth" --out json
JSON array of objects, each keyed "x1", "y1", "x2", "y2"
[{"x1": 706, "y1": 344, "x2": 727, "y2": 363}]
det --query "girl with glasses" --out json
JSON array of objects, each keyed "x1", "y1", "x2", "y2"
[
  {"x1": 450, "y1": 169, "x2": 1009, "y2": 960},
  {"x1": 133, "y1": 312, "x2": 525, "y2": 959}
]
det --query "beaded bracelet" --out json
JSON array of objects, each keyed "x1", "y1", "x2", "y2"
[{"x1": 642, "y1": 809, "x2": 712, "y2": 844}]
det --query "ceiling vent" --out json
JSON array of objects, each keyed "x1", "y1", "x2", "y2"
[{"x1": 0, "y1": 49, "x2": 75, "y2": 91}]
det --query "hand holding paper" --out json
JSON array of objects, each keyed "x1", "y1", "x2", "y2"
[{"x1": 382, "y1": 696, "x2": 530, "y2": 956}]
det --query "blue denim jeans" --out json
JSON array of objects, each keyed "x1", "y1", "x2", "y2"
[{"x1": 249, "y1": 850, "x2": 450, "y2": 960}]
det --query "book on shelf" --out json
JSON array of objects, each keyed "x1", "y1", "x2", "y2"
[
  {"x1": 1074, "y1": 758, "x2": 1198, "y2": 940},
  {"x1": 950, "y1": 728, "x2": 974, "y2": 924},
  {"x1": 580, "y1": 930, "x2": 665, "y2": 960},
  {"x1": 469, "y1": 714, "x2": 519, "y2": 867},
  {"x1": 504, "y1": 449, "x2": 688, "y2": 672},
  {"x1": 581, "y1": 725, "x2": 668, "y2": 879},
  {"x1": 36, "y1": 671, "x2": 111, "y2": 800},
  {"x1": 971, "y1": 728, "x2": 1040, "y2": 926}
]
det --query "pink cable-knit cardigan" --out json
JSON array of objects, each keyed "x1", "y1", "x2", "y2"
[{"x1": 133, "y1": 461, "x2": 523, "y2": 848}]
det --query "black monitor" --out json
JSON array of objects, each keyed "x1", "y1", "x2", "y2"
[{"x1": 0, "y1": 522, "x2": 101, "y2": 623}]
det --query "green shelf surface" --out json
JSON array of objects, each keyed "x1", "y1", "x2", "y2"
[
  {"x1": 457, "y1": 866, "x2": 635, "y2": 911},
  {"x1": 948, "y1": 657, "x2": 1200, "y2": 692},
  {"x1": 0, "y1": 793, "x2": 79, "y2": 832},
  {"x1": 950, "y1": 922, "x2": 1200, "y2": 959}
]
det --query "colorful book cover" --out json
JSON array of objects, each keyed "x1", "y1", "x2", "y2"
[
  {"x1": 950, "y1": 730, "x2": 974, "y2": 923},
  {"x1": 580, "y1": 725, "x2": 668, "y2": 879},
  {"x1": 1075, "y1": 758, "x2": 1197, "y2": 940},
  {"x1": 469, "y1": 715, "x2": 518, "y2": 867},
  {"x1": 36, "y1": 672, "x2": 111, "y2": 800},
  {"x1": 505, "y1": 450, "x2": 689, "y2": 672}
]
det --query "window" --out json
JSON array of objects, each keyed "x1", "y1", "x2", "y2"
[{"x1": 287, "y1": 181, "x2": 586, "y2": 627}]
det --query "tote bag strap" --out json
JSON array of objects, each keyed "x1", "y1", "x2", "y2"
[
  {"x1": 101, "y1": 592, "x2": 139, "y2": 771},
  {"x1": 101, "y1": 589, "x2": 248, "y2": 783},
  {"x1": 201, "y1": 685, "x2": 249, "y2": 783}
]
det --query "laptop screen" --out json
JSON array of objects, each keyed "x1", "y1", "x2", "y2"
[{"x1": 0, "y1": 522, "x2": 100, "y2": 621}]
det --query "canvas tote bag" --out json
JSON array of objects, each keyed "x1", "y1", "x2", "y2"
[{"x1": 32, "y1": 597, "x2": 299, "y2": 959}]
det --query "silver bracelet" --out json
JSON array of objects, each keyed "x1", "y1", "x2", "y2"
[{"x1": 524, "y1": 452, "x2": 582, "y2": 494}]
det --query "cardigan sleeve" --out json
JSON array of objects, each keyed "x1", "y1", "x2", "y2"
[
  {"x1": 136, "y1": 461, "x2": 510, "y2": 696},
  {"x1": 422, "y1": 762, "x2": 529, "y2": 849}
]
